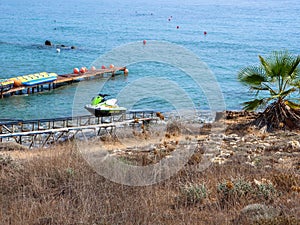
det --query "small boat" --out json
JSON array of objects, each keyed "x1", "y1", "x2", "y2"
[
  {"x1": 10, "y1": 72, "x2": 58, "y2": 87},
  {"x1": 0, "y1": 79, "x2": 14, "y2": 92},
  {"x1": 85, "y1": 94, "x2": 127, "y2": 117}
]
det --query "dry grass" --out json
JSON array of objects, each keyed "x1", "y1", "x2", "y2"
[
  {"x1": 1, "y1": 145, "x2": 299, "y2": 225},
  {"x1": 0, "y1": 114, "x2": 299, "y2": 225}
]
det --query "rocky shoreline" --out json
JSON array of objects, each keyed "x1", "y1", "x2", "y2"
[
  {"x1": 2, "y1": 111, "x2": 300, "y2": 171},
  {"x1": 91, "y1": 110, "x2": 299, "y2": 173},
  {"x1": 1, "y1": 110, "x2": 299, "y2": 224}
]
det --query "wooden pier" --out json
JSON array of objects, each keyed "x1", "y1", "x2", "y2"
[
  {"x1": 0, "y1": 67, "x2": 127, "y2": 98},
  {"x1": 0, "y1": 110, "x2": 158, "y2": 149}
]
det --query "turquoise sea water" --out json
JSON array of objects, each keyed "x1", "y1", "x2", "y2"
[{"x1": 0, "y1": 0, "x2": 299, "y2": 119}]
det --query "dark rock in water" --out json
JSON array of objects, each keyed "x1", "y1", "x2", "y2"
[
  {"x1": 45, "y1": 40, "x2": 52, "y2": 46},
  {"x1": 44, "y1": 40, "x2": 76, "y2": 50},
  {"x1": 56, "y1": 44, "x2": 76, "y2": 50}
]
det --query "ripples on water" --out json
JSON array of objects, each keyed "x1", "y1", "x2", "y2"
[{"x1": 0, "y1": 0, "x2": 299, "y2": 119}]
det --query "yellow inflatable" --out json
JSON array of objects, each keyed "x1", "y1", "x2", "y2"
[
  {"x1": 10, "y1": 72, "x2": 58, "y2": 87},
  {"x1": 0, "y1": 78, "x2": 14, "y2": 91}
]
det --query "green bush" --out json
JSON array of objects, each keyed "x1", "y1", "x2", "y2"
[{"x1": 180, "y1": 182, "x2": 208, "y2": 205}]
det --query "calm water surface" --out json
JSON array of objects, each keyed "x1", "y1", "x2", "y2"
[{"x1": 0, "y1": 0, "x2": 299, "y2": 119}]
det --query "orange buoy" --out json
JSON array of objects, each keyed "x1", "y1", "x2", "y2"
[
  {"x1": 91, "y1": 66, "x2": 96, "y2": 71},
  {"x1": 143, "y1": 40, "x2": 147, "y2": 45},
  {"x1": 101, "y1": 65, "x2": 106, "y2": 69},
  {"x1": 124, "y1": 69, "x2": 129, "y2": 74},
  {"x1": 109, "y1": 64, "x2": 114, "y2": 68},
  {"x1": 73, "y1": 68, "x2": 79, "y2": 74},
  {"x1": 80, "y1": 67, "x2": 86, "y2": 73}
]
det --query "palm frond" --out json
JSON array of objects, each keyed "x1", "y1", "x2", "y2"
[
  {"x1": 285, "y1": 100, "x2": 300, "y2": 110},
  {"x1": 268, "y1": 51, "x2": 300, "y2": 81},
  {"x1": 242, "y1": 98, "x2": 267, "y2": 111},
  {"x1": 259, "y1": 55, "x2": 272, "y2": 76},
  {"x1": 279, "y1": 88, "x2": 296, "y2": 99},
  {"x1": 262, "y1": 83, "x2": 277, "y2": 96},
  {"x1": 291, "y1": 80, "x2": 300, "y2": 89},
  {"x1": 238, "y1": 66, "x2": 267, "y2": 86},
  {"x1": 288, "y1": 55, "x2": 300, "y2": 79},
  {"x1": 239, "y1": 51, "x2": 300, "y2": 113},
  {"x1": 250, "y1": 86, "x2": 269, "y2": 91}
]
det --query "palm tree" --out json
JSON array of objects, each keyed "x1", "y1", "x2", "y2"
[{"x1": 238, "y1": 50, "x2": 300, "y2": 131}]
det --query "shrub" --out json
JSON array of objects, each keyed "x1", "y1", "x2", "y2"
[
  {"x1": 217, "y1": 178, "x2": 253, "y2": 207},
  {"x1": 179, "y1": 182, "x2": 208, "y2": 205},
  {"x1": 255, "y1": 182, "x2": 277, "y2": 201}
]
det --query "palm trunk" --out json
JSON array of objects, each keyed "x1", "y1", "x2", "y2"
[{"x1": 254, "y1": 100, "x2": 300, "y2": 131}]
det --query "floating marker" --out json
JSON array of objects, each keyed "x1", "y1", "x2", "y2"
[
  {"x1": 80, "y1": 67, "x2": 86, "y2": 73},
  {"x1": 73, "y1": 68, "x2": 79, "y2": 74}
]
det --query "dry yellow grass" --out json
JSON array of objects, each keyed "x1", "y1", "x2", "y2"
[{"x1": 1, "y1": 112, "x2": 299, "y2": 225}]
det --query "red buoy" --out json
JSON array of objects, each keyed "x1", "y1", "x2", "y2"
[
  {"x1": 143, "y1": 40, "x2": 147, "y2": 45},
  {"x1": 73, "y1": 68, "x2": 79, "y2": 74},
  {"x1": 80, "y1": 67, "x2": 86, "y2": 73},
  {"x1": 101, "y1": 65, "x2": 106, "y2": 69}
]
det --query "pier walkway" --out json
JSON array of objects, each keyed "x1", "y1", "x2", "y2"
[
  {"x1": 0, "y1": 67, "x2": 127, "y2": 98},
  {"x1": 0, "y1": 110, "x2": 158, "y2": 149}
]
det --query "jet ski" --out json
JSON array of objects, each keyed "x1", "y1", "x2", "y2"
[{"x1": 84, "y1": 94, "x2": 127, "y2": 117}]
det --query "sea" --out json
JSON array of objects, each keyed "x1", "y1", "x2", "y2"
[{"x1": 0, "y1": 0, "x2": 299, "y2": 120}]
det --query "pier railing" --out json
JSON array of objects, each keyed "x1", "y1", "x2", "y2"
[{"x1": 0, "y1": 110, "x2": 158, "y2": 148}]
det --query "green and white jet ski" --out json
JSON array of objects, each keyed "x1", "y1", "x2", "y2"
[{"x1": 85, "y1": 94, "x2": 127, "y2": 117}]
